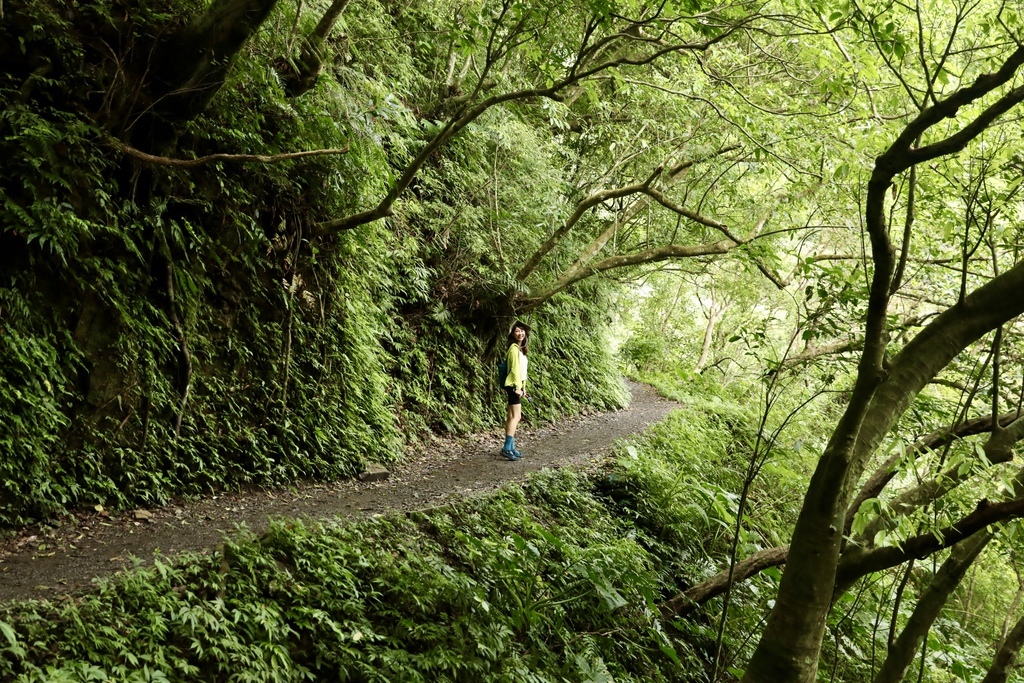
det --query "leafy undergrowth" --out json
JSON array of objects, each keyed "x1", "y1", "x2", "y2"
[
  {"x1": 0, "y1": 0, "x2": 631, "y2": 528},
  {"x1": 0, "y1": 401, "x2": 794, "y2": 683}
]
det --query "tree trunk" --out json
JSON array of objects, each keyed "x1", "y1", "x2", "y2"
[
  {"x1": 741, "y1": 258, "x2": 1024, "y2": 683},
  {"x1": 283, "y1": 0, "x2": 352, "y2": 97},
  {"x1": 982, "y1": 610, "x2": 1024, "y2": 683},
  {"x1": 739, "y1": 441, "x2": 855, "y2": 682},
  {"x1": 694, "y1": 298, "x2": 724, "y2": 373},
  {"x1": 150, "y1": 0, "x2": 278, "y2": 125},
  {"x1": 741, "y1": 47, "x2": 1024, "y2": 675},
  {"x1": 872, "y1": 531, "x2": 991, "y2": 683}
]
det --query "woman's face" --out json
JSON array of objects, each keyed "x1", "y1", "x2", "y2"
[{"x1": 513, "y1": 326, "x2": 527, "y2": 342}]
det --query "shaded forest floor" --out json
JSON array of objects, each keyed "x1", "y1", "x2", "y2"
[{"x1": 0, "y1": 381, "x2": 679, "y2": 603}]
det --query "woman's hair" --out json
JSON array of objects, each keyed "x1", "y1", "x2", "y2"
[{"x1": 507, "y1": 321, "x2": 530, "y2": 356}]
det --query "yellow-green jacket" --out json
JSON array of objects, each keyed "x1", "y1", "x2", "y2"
[{"x1": 503, "y1": 343, "x2": 527, "y2": 392}]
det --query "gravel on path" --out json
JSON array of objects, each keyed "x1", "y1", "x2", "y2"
[{"x1": 0, "y1": 380, "x2": 679, "y2": 603}]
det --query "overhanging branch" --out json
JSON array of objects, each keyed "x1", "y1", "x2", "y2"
[
  {"x1": 516, "y1": 144, "x2": 743, "y2": 286},
  {"x1": 834, "y1": 496, "x2": 1024, "y2": 592},
  {"x1": 520, "y1": 238, "x2": 736, "y2": 311},
  {"x1": 516, "y1": 165, "x2": 666, "y2": 282},
  {"x1": 110, "y1": 139, "x2": 350, "y2": 167},
  {"x1": 313, "y1": 14, "x2": 751, "y2": 236}
]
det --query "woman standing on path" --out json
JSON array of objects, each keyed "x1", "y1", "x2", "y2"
[{"x1": 501, "y1": 320, "x2": 531, "y2": 461}]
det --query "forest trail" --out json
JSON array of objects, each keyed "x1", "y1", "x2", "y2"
[{"x1": 0, "y1": 381, "x2": 679, "y2": 603}]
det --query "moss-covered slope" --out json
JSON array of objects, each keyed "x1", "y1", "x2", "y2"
[{"x1": 0, "y1": 0, "x2": 628, "y2": 525}]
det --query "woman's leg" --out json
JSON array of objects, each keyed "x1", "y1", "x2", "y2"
[
  {"x1": 505, "y1": 403, "x2": 523, "y2": 457},
  {"x1": 501, "y1": 387, "x2": 523, "y2": 458},
  {"x1": 505, "y1": 403, "x2": 521, "y2": 437}
]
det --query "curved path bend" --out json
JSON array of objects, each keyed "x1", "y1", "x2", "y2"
[{"x1": 0, "y1": 381, "x2": 679, "y2": 603}]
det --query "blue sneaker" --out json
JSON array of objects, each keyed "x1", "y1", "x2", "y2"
[{"x1": 500, "y1": 449, "x2": 519, "y2": 461}]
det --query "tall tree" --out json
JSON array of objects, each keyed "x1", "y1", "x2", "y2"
[{"x1": 740, "y1": 4, "x2": 1024, "y2": 678}]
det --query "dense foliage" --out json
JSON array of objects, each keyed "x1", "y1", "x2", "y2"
[
  {"x1": 618, "y1": 259, "x2": 1024, "y2": 681},
  {"x1": 0, "y1": 0, "x2": 628, "y2": 526},
  {"x1": 6, "y1": 0, "x2": 1024, "y2": 678},
  {"x1": 0, "y1": 397, "x2": 794, "y2": 682}
]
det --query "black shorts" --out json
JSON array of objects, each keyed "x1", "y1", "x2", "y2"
[{"x1": 504, "y1": 386, "x2": 522, "y2": 406}]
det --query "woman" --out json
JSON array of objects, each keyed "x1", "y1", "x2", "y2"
[{"x1": 501, "y1": 320, "x2": 531, "y2": 461}]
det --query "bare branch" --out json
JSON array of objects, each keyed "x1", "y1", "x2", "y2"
[
  {"x1": 660, "y1": 545, "x2": 789, "y2": 619},
  {"x1": 834, "y1": 496, "x2": 1024, "y2": 592},
  {"x1": 521, "y1": 238, "x2": 736, "y2": 311},
  {"x1": 516, "y1": 165, "x2": 666, "y2": 282},
  {"x1": 314, "y1": 14, "x2": 752, "y2": 235},
  {"x1": 110, "y1": 138, "x2": 350, "y2": 167},
  {"x1": 640, "y1": 186, "x2": 745, "y2": 243},
  {"x1": 888, "y1": 157, "x2": 917, "y2": 295},
  {"x1": 774, "y1": 338, "x2": 863, "y2": 369}
]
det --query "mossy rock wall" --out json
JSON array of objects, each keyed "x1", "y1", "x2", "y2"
[{"x1": 0, "y1": 0, "x2": 628, "y2": 525}]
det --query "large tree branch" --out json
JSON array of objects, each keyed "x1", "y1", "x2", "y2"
[
  {"x1": 772, "y1": 338, "x2": 863, "y2": 371},
  {"x1": 848, "y1": 257, "x2": 1024, "y2": 496},
  {"x1": 852, "y1": 412, "x2": 1024, "y2": 547},
  {"x1": 516, "y1": 144, "x2": 741, "y2": 283},
  {"x1": 985, "y1": 412, "x2": 1024, "y2": 462},
  {"x1": 661, "y1": 445, "x2": 1024, "y2": 619},
  {"x1": 520, "y1": 239, "x2": 736, "y2": 312},
  {"x1": 660, "y1": 545, "x2": 789, "y2": 619},
  {"x1": 109, "y1": 139, "x2": 350, "y2": 167},
  {"x1": 834, "y1": 496, "x2": 1024, "y2": 593},
  {"x1": 313, "y1": 18, "x2": 744, "y2": 236},
  {"x1": 659, "y1": 492, "x2": 1020, "y2": 619},
  {"x1": 879, "y1": 47, "x2": 1024, "y2": 177},
  {"x1": 846, "y1": 410, "x2": 1024, "y2": 537},
  {"x1": 518, "y1": 152, "x2": 757, "y2": 312}
]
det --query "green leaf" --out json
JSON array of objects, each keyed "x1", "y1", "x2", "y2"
[{"x1": 0, "y1": 619, "x2": 23, "y2": 655}]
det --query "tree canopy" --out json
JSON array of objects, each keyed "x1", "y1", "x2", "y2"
[{"x1": 4, "y1": 0, "x2": 1024, "y2": 679}]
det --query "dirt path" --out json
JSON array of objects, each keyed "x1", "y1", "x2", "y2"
[{"x1": 0, "y1": 381, "x2": 679, "y2": 603}]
